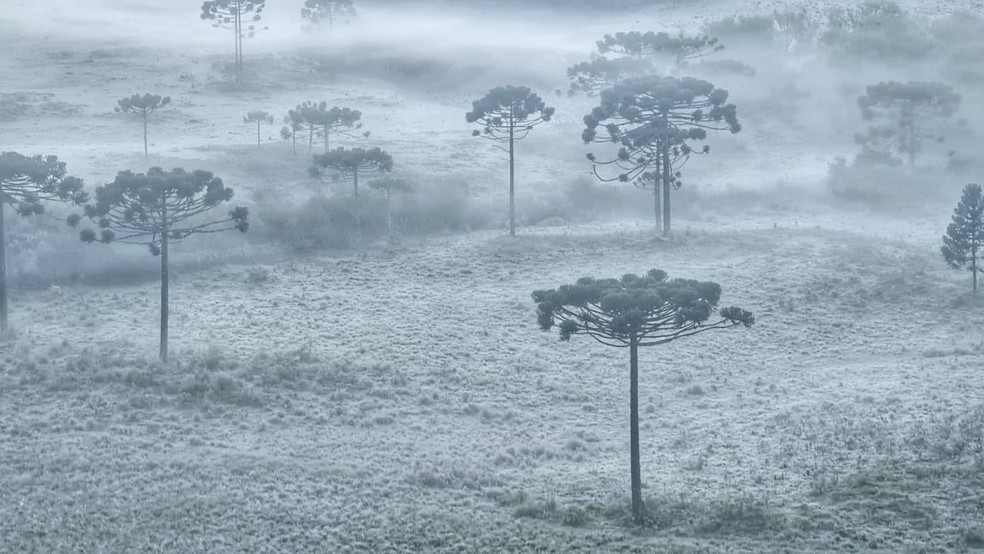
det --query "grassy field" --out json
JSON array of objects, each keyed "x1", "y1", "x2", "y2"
[
  {"x1": 2, "y1": 221, "x2": 984, "y2": 553},
  {"x1": 3, "y1": 0, "x2": 984, "y2": 551}
]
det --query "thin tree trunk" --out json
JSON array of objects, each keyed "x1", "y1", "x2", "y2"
[
  {"x1": 653, "y1": 154, "x2": 662, "y2": 231},
  {"x1": 309, "y1": 124, "x2": 314, "y2": 152},
  {"x1": 324, "y1": 124, "x2": 329, "y2": 153},
  {"x1": 159, "y1": 195, "x2": 169, "y2": 362},
  {"x1": 0, "y1": 203, "x2": 7, "y2": 332},
  {"x1": 974, "y1": 245, "x2": 978, "y2": 294},
  {"x1": 508, "y1": 122, "x2": 515, "y2": 237},
  {"x1": 662, "y1": 145, "x2": 672, "y2": 236},
  {"x1": 233, "y1": 2, "x2": 241, "y2": 82},
  {"x1": 353, "y1": 168, "x2": 359, "y2": 197},
  {"x1": 143, "y1": 112, "x2": 149, "y2": 161},
  {"x1": 236, "y1": 1, "x2": 243, "y2": 81},
  {"x1": 256, "y1": 120, "x2": 261, "y2": 146},
  {"x1": 629, "y1": 335, "x2": 643, "y2": 523},
  {"x1": 385, "y1": 189, "x2": 392, "y2": 244}
]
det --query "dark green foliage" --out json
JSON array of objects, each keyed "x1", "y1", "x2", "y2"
[
  {"x1": 75, "y1": 167, "x2": 248, "y2": 249},
  {"x1": 116, "y1": 94, "x2": 171, "y2": 160},
  {"x1": 71, "y1": 167, "x2": 249, "y2": 361},
  {"x1": 534, "y1": 270, "x2": 752, "y2": 346},
  {"x1": 856, "y1": 81, "x2": 961, "y2": 166},
  {"x1": 0, "y1": 152, "x2": 87, "y2": 331},
  {"x1": 942, "y1": 183, "x2": 984, "y2": 293},
  {"x1": 583, "y1": 75, "x2": 739, "y2": 235},
  {"x1": 0, "y1": 153, "x2": 87, "y2": 216},
  {"x1": 301, "y1": 0, "x2": 355, "y2": 29},
  {"x1": 200, "y1": 0, "x2": 266, "y2": 81},
  {"x1": 534, "y1": 269, "x2": 751, "y2": 524},
  {"x1": 243, "y1": 110, "x2": 274, "y2": 146},
  {"x1": 311, "y1": 147, "x2": 393, "y2": 197},
  {"x1": 466, "y1": 86, "x2": 554, "y2": 237}
]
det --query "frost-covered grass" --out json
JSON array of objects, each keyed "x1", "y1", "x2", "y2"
[
  {"x1": 3, "y1": 0, "x2": 984, "y2": 551},
  {"x1": 2, "y1": 224, "x2": 984, "y2": 553}
]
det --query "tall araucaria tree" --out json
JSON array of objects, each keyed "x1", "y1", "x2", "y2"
[
  {"x1": 116, "y1": 94, "x2": 171, "y2": 161},
  {"x1": 310, "y1": 147, "x2": 393, "y2": 197},
  {"x1": 856, "y1": 81, "x2": 961, "y2": 166},
  {"x1": 583, "y1": 75, "x2": 740, "y2": 236},
  {"x1": 243, "y1": 111, "x2": 274, "y2": 147},
  {"x1": 68, "y1": 168, "x2": 249, "y2": 361},
  {"x1": 0, "y1": 152, "x2": 86, "y2": 331},
  {"x1": 534, "y1": 269, "x2": 753, "y2": 524},
  {"x1": 201, "y1": 0, "x2": 266, "y2": 82},
  {"x1": 301, "y1": 0, "x2": 356, "y2": 30},
  {"x1": 942, "y1": 183, "x2": 984, "y2": 294},
  {"x1": 466, "y1": 86, "x2": 554, "y2": 237}
]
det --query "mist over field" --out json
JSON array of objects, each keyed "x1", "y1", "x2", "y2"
[{"x1": 2, "y1": 1, "x2": 984, "y2": 552}]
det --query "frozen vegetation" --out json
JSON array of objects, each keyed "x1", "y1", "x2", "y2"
[{"x1": 1, "y1": 0, "x2": 984, "y2": 552}]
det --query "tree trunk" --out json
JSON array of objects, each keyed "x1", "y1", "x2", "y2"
[
  {"x1": 0, "y1": 203, "x2": 7, "y2": 332},
  {"x1": 353, "y1": 169, "x2": 359, "y2": 197},
  {"x1": 159, "y1": 203, "x2": 169, "y2": 362},
  {"x1": 233, "y1": 2, "x2": 242, "y2": 82},
  {"x1": 385, "y1": 189, "x2": 392, "y2": 244},
  {"x1": 629, "y1": 335, "x2": 643, "y2": 523},
  {"x1": 309, "y1": 124, "x2": 314, "y2": 152},
  {"x1": 256, "y1": 120, "x2": 261, "y2": 146},
  {"x1": 974, "y1": 245, "x2": 978, "y2": 294},
  {"x1": 143, "y1": 112, "x2": 149, "y2": 161},
  {"x1": 324, "y1": 124, "x2": 330, "y2": 153},
  {"x1": 661, "y1": 144, "x2": 672, "y2": 237},
  {"x1": 508, "y1": 122, "x2": 516, "y2": 237},
  {"x1": 653, "y1": 154, "x2": 662, "y2": 231}
]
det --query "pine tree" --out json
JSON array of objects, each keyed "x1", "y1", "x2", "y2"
[{"x1": 942, "y1": 183, "x2": 984, "y2": 293}]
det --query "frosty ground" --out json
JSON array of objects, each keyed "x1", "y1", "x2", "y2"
[{"x1": 2, "y1": 0, "x2": 984, "y2": 552}]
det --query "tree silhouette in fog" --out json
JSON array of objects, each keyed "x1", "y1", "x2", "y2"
[
  {"x1": 116, "y1": 94, "x2": 171, "y2": 161},
  {"x1": 201, "y1": 0, "x2": 266, "y2": 82},
  {"x1": 534, "y1": 269, "x2": 753, "y2": 524},
  {"x1": 583, "y1": 75, "x2": 740, "y2": 236},
  {"x1": 301, "y1": 0, "x2": 356, "y2": 30},
  {"x1": 942, "y1": 183, "x2": 984, "y2": 294},
  {"x1": 301, "y1": 103, "x2": 367, "y2": 153},
  {"x1": 466, "y1": 86, "x2": 554, "y2": 237},
  {"x1": 69, "y1": 168, "x2": 248, "y2": 361},
  {"x1": 368, "y1": 176, "x2": 412, "y2": 243},
  {"x1": 0, "y1": 152, "x2": 86, "y2": 332},
  {"x1": 243, "y1": 111, "x2": 274, "y2": 147},
  {"x1": 311, "y1": 147, "x2": 393, "y2": 197},
  {"x1": 856, "y1": 81, "x2": 961, "y2": 166}
]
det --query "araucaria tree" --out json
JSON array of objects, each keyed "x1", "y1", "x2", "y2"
[
  {"x1": 281, "y1": 108, "x2": 307, "y2": 154},
  {"x1": 303, "y1": 103, "x2": 366, "y2": 153},
  {"x1": 116, "y1": 94, "x2": 171, "y2": 161},
  {"x1": 243, "y1": 111, "x2": 274, "y2": 146},
  {"x1": 942, "y1": 183, "x2": 984, "y2": 293},
  {"x1": 69, "y1": 168, "x2": 249, "y2": 361},
  {"x1": 568, "y1": 32, "x2": 723, "y2": 97},
  {"x1": 311, "y1": 147, "x2": 393, "y2": 197},
  {"x1": 201, "y1": 0, "x2": 266, "y2": 81},
  {"x1": 533, "y1": 269, "x2": 753, "y2": 523},
  {"x1": 0, "y1": 152, "x2": 86, "y2": 331},
  {"x1": 466, "y1": 86, "x2": 554, "y2": 237},
  {"x1": 597, "y1": 31, "x2": 723, "y2": 66},
  {"x1": 856, "y1": 81, "x2": 961, "y2": 166},
  {"x1": 583, "y1": 75, "x2": 740, "y2": 236},
  {"x1": 300, "y1": 0, "x2": 356, "y2": 30}
]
